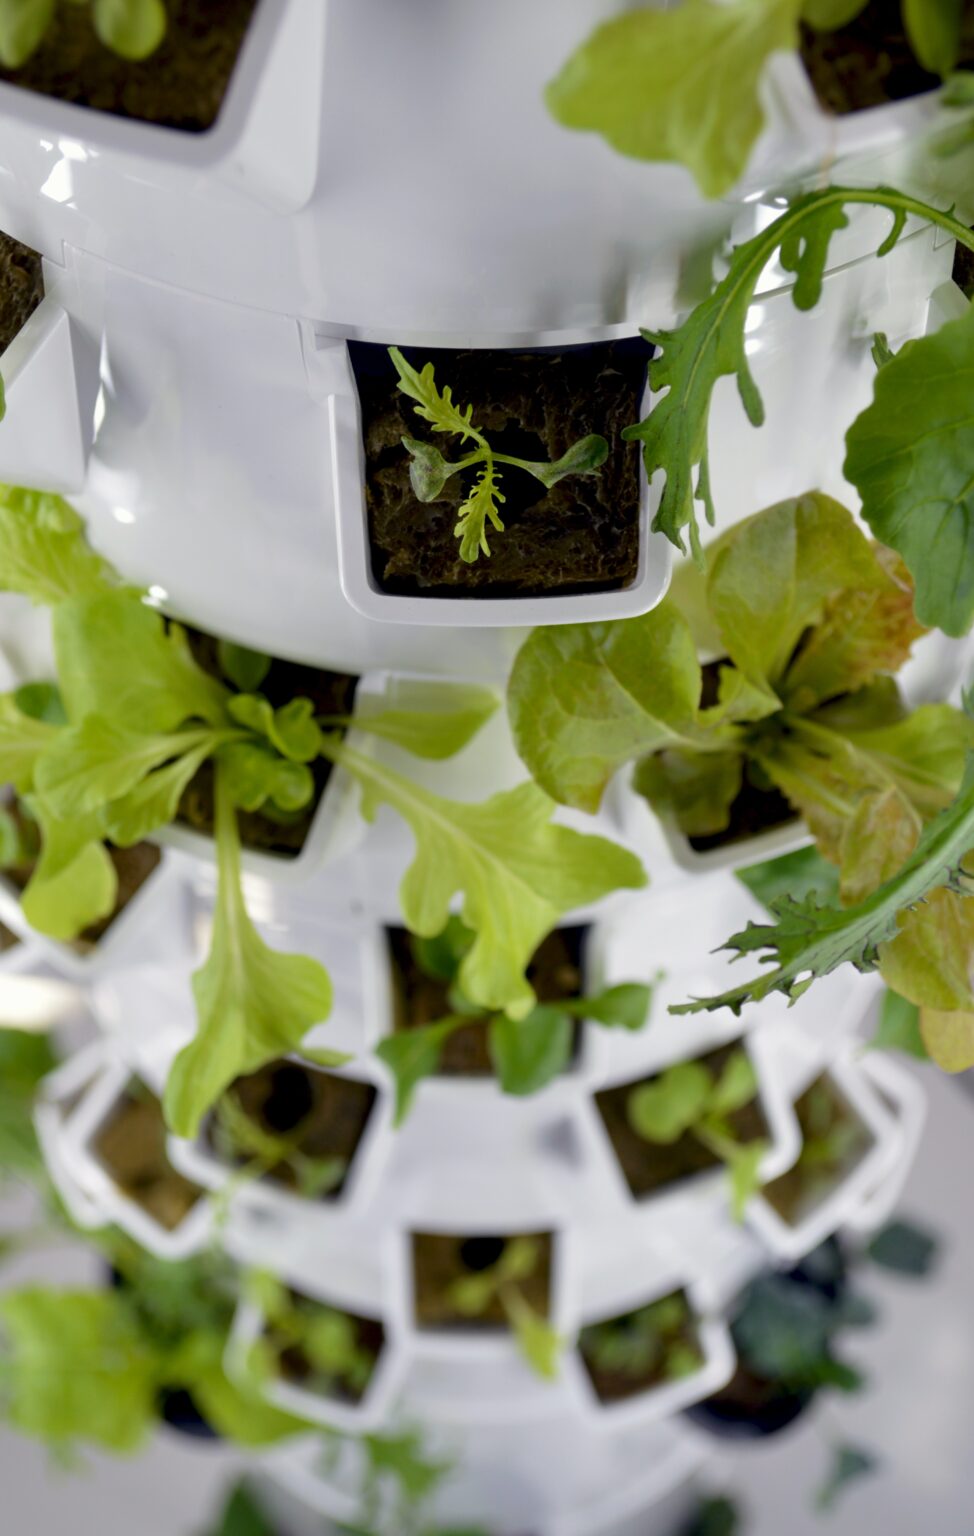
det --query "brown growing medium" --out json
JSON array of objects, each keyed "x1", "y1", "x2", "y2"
[
  {"x1": 387, "y1": 925, "x2": 587, "y2": 1075},
  {"x1": 0, "y1": 920, "x2": 19, "y2": 953},
  {"x1": 354, "y1": 340, "x2": 648, "y2": 600},
  {"x1": 578, "y1": 1289, "x2": 704, "y2": 1405},
  {"x1": 0, "y1": 232, "x2": 44, "y2": 356},
  {"x1": 412, "y1": 1231, "x2": 553, "y2": 1331},
  {"x1": 1, "y1": 792, "x2": 162, "y2": 951},
  {"x1": 762, "y1": 1073, "x2": 875, "y2": 1225},
  {"x1": 0, "y1": 0, "x2": 259, "y2": 133},
  {"x1": 204, "y1": 1059, "x2": 377, "y2": 1200},
  {"x1": 175, "y1": 625, "x2": 358, "y2": 859},
  {"x1": 799, "y1": 0, "x2": 974, "y2": 115},
  {"x1": 93, "y1": 1082, "x2": 202, "y2": 1231},
  {"x1": 594, "y1": 1043, "x2": 770, "y2": 1200},
  {"x1": 270, "y1": 1291, "x2": 385, "y2": 1406}
]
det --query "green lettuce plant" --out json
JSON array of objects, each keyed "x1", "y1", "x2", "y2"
[
  {"x1": 579, "y1": 1288, "x2": 704, "y2": 1386},
  {"x1": 628, "y1": 1046, "x2": 768, "y2": 1217},
  {"x1": 0, "y1": 488, "x2": 644, "y2": 1137},
  {"x1": 508, "y1": 491, "x2": 974, "y2": 1069},
  {"x1": 545, "y1": 0, "x2": 970, "y2": 197},
  {"x1": 0, "y1": 0, "x2": 167, "y2": 69},
  {"x1": 444, "y1": 1235, "x2": 562, "y2": 1381},
  {"x1": 377, "y1": 914, "x2": 652, "y2": 1121},
  {"x1": 389, "y1": 347, "x2": 609, "y2": 564}
]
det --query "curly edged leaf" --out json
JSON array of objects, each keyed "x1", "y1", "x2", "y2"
[
  {"x1": 545, "y1": 0, "x2": 802, "y2": 199},
  {"x1": 623, "y1": 187, "x2": 974, "y2": 563},
  {"x1": 0, "y1": 485, "x2": 114, "y2": 603},
  {"x1": 455, "y1": 461, "x2": 505, "y2": 564},
  {"x1": 164, "y1": 767, "x2": 335, "y2": 1138},
  {"x1": 672, "y1": 753, "x2": 974, "y2": 1017},
  {"x1": 388, "y1": 347, "x2": 481, "y2": 444},
  {"x1": 845, "y1": 299, "x2": 974, "y2": 638},
  {"x1": 320, "y1": 738, "x2": 646, "y2": 1018}
]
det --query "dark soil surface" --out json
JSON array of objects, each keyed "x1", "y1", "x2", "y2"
[
  {"x1": 0, "y1": 231, "x2": 44, "y2": 355},
  {"x1": 579, "y1": 1288, "x2": 704, "y2": 1405},
  {"x1": 0, "y1": 920, "x2": 20, "y2": 953},
  {"x1": 1, "y1": 794, "x2": 161, "y2": 952},
  {"x1": 270, "y1": 1289, "x2": 384, "y2": 1406},
  {"x1": 387, "y1": 925, "x2": 587, "y2": 1076},
  {"x1": 412, "y1": 1231, "x2": 553, "y2": 1331},
  {"x1": 762, "y1": 1073, "x2": 874, "y2": 1225},
  {"x1": 953, "y1": 235, "x2": 974, "y2": 300},
  {"x1": 175, "y1": 625, "x2": 358, "y2": 859},
  {"x1": 351, "y1": 338, "x2": 650, "y2": 600},
  {"x1": 93, "y1": 1081, "x2": 202, "y2": 1231},
  {"x1": 204, "y1": 1059, "x2": 377, "y2": 1200},
  {"x1": 799, "y1": 0, "x2": 974, "y2": 114},
  {"x1": 0, "y1": 0, "x2": 259, "y2": 133},
  {"x1": 595, "y1": 1044, "x2": 770, "y2": 1201}
]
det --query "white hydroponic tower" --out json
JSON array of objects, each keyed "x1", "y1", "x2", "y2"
[{"x1": 0, "y1": 3, "x2": 960, "y2": 1532}]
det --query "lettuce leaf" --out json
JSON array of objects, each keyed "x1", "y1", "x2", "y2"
[
  {"x1": 545, "y1": 0, "x2": 801, "y2": 198},
  {"x1": 164, "y1": 766, "x2": 335, "y2": 1138},
  {"x1": 0, "y1": 488, "x2": 114, "y2": 604},
  {"x1": 322, "y1": 739, "x2": 646, "y2": 1017}
]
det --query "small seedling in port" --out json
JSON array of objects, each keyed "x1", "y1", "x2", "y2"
[{"x1": 389, "y1": 347, "x2": 608, "y2": 563}]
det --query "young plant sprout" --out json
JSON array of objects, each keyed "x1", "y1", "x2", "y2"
[
  {"x1": 579, "y1": 1289, "x2": 704, "y2": 1395},
  {"x1": 445, "y1": 1235, "x2": 562, "y2": 1381},
  {"x1": 377, "y1": 914, "x2": 652, "y2": 1121},
  {"x1": 248, "y1": 1272, "x2": 380, "y2": 1405},
  {"x1": 210, "y1": 1093, "x2": 347, "y2": 1203},
  {"x1": 0, "y1": 0, "x2": 168, "y2": 70},
  {"x1": 627, "y1": 1047, "x2": 769, "y2": 1217},
  {"x1": 389, "y1": 347, "x2": 609, "y2": 563}
]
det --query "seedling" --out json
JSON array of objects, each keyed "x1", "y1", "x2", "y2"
[
  {"x1": 627, "y1": 1047, "x2": 769, "y2": 1216},
  {"x1": 210, "y1": 1092, "x2": 347, "y2": 1203},
  {"x1": 248, "y1": 1272, "x2": 382, "y2": 1406},
  {"x1": 579, "y1": 1288, "x2": 705, "y2": 1402},
  {"x1": 0, "y1": 0, "x2": 168, "y2": 69},
  {"x1": 444, "y1": 1235, "x2": 562, "y2": 1381},
  {"x1": 389, "y1": 347, "x2": 608, "y2": 563},
  {"x1": 761, "y1": 1074, "x2": 874, "y2": 1224},
  {"x1": 378, "y1": 915, "x2": 652, "y2": 1121}
]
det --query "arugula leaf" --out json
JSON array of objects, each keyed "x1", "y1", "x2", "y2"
[
  {"x1": 320, "y1": 738, "x2": 646, "y2": 1017},
  {"x1": 545, "y1": 0, "x2": 801, "y2": 198},
  {"x1": 845, "y1": 300, "x2": 974, "y2": 637},
  {"x1": 671, "y1": 754, "x2": 974, "y2": 1017},
  {"x1": 0, "y1": 486, "x2": 113, "y2": 602},
  {"x1": 164, "y1": 766, "x2": 334, "y2": 1138},
  {"x1": 621, "y1": 187, "x2": 974, "y2": 561},
  {"x1": 516, "y1": 434, "x2": 608, "y2": 489},
  {"x1": 375, "y1": 1016, "x2": 467, "y2": 1126},
  {"x1": 53, "y1": 592, "x2": 229, "y2": 732},
  {"x1": 508, "y1": 602, "x2": 732, "y2": 812},
  {"x1": 0, "y1": 1288, "x2": 157, "y2": 1452},
  {"x1": 488, "y1": 1005, "x2": 574, "y2": 1096}
]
